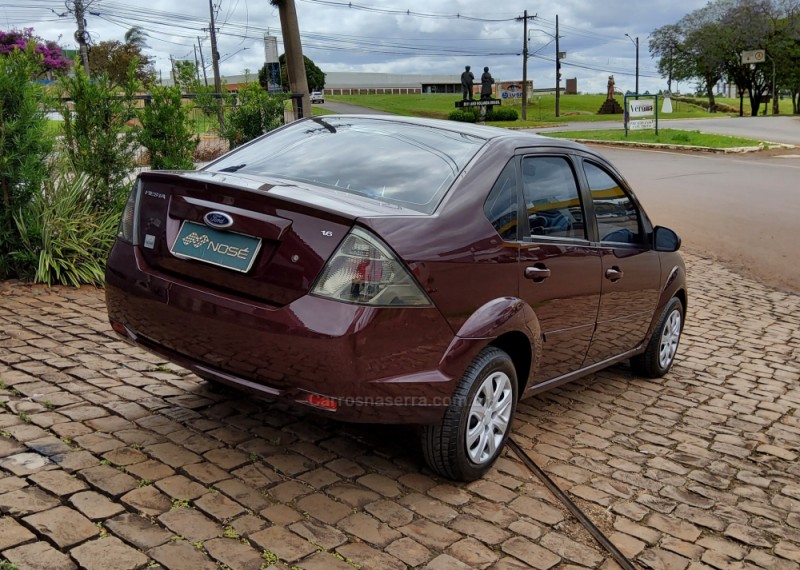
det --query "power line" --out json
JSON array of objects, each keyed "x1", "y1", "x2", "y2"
[{"x1": 297, "y1": 0, "x2": 518, "y2": 22}]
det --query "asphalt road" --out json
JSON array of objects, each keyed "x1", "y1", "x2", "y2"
[
  {"x1": 594, "y1": 145, "x2": 800, "y2": 293},
  {"x1": 534, "y1": 115, "x2": 800, "y2": 146}
]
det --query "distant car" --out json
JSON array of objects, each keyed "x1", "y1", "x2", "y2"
[
  {"x1": 310, "y1": 91, "x2": 324, "y2": 103},
  {"x1": 105, "y1": 115, "x2": 686, "y2": 481}
]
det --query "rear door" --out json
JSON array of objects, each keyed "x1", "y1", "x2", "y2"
[
  {"x1": 578, "y1": 159, "x2": 661, "y2": 365},
  {"x1": 516, "y1": 153, "x2": 602, "y2": 382}
]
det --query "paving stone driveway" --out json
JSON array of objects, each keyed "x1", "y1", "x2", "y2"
[{"x1": 1, "y1": 252, "x2": 799, "y2": 570}]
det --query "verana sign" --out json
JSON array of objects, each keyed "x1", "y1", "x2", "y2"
[
  {"x1": 628, "y1": 100, "x2": 656, "y2": 117},
  {"x1": 624, "y1": 94, "x2": 660, "y2": 136}
]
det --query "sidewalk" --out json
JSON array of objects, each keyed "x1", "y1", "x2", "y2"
[{"x1": 1, "y1": 252, "x2": 799, "y2": 570}]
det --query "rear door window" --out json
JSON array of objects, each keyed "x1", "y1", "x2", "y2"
[
  {"x1": 484, "y1": 160, "x2": 519, "y2": 241},
  {"x1": 521, "y1": 156, "x2": 586, "y2": 240}
]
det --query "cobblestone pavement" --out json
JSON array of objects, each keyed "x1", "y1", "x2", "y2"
[{"x1": 1, "y1": 252, "x2": 799, "y2": 570}]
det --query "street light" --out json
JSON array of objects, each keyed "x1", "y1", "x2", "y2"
[{"x1": 625, "y1": 33, "x2": 639, "y2": 95}]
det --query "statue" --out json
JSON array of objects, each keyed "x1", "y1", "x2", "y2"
[
  {"x1": 606, "y1": 75, "x2": 615, "y2": 100},
  {"x1": 480, "y1": 66, "x2": 494, "y2": 100},
  {"x1": 461, "y1": 66, "x2": 474, "y2": 100}
]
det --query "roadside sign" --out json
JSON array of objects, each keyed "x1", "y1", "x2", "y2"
[
  {"x1": 628, "y1": 99, "x2": 656, "y2": 117},
  {"x1": 623, "y1": 93, "x2": 659, "y2": 136},
  {"x1": 629, "y1": 119, "x2": 655, "y2": 130},
  {"x1": 741, "y1": 49, "x2": 765, "y2": 64}
]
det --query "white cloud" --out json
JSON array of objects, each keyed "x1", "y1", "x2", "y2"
[{"x1": 5, "y1": 0, "x2": 708, "y2": 94}]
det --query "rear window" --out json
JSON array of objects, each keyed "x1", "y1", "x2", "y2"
[{"x1": 207, "y1": 117, "x2": 487, "y2": 214}]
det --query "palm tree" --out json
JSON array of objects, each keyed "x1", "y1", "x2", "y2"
[{"x1": 124, "y1": 26, "x2": 149, "y2": 49}]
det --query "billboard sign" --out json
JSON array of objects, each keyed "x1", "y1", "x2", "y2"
[{"x1": 498, "y1": 81, "x2": 532, "y2": 100}]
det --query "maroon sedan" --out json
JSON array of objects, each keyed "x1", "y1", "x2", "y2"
[{"x1": 106, "y1": 115, "x2": 686, "y2": 481}]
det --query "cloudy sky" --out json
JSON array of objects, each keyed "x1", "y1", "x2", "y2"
[{"x1": 6, "y1": 0, "x2": 707, "y2": 94}]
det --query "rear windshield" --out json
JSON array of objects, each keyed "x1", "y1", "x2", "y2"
[{"x1": 206, "y1": 117, "x2": 487, "y2": 214}]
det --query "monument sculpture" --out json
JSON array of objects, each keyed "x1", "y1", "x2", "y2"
[
  {"x1": 480, "y1": 67, "x2": 494, "y2": 100},
  {"x1": 461, "y1": 66, "x2": 475, "y2": 100},
  {"x1": 598, "y1": 74, "x2": 624, "y2": 114}
]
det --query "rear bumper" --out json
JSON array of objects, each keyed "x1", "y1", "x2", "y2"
[{"x1": 105, "y1": 242, "x2": 463, "y2": 423}]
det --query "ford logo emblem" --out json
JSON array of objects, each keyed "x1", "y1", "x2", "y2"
[{"x1": 204, "y1": 211, "x2": 233, "y2": 228}]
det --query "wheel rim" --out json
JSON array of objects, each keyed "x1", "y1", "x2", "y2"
[
  {"x1": 658, "y1": 309, "x2": 682, "y2": 369},
  {"x1": 466, "y1": 371, "x2": 514, "y2": 465}
]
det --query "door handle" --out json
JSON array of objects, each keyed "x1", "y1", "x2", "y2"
[
  {"x1": 605, "y1": 267, "x2": 624, "y2": 281},
  {"x1": 525, "y1": 265, "x2": 551, "y2": 282}
]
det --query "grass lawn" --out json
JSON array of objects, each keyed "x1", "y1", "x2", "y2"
[
  {"x1": 326, "y1": 93, "x2": 729, "y2": 125},
  {"x1": 543, "y1": 128, "x2": 764, "y2": 148},
  {"x1": 685, "y1": 95, "x2": 795, "y2": 116}
]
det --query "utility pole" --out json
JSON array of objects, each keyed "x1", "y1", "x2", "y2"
[
  {"x1": 197, "y1": 37, "x2": 208, "y2": 86},
  {"x1": 635, "y1": 36, "x2": 639, "y2": 95},
  {"x1": 208, "y1": 0, "x2": 225, "y2": 128},
  {"x1": 517, "y1": 10, "x2": 536, "y2": 121},
  {"x1": 193, "y1": 45, "x2": 201, "y2": 81},
  {"x1": 273, "y1": 0, "x2": 310, "y2": 120},
  {"x1": 625, "y1": 33, "x2": 640, "y2": 94},
  {"x1": 555, "y1": 15, "x2": 561, "y2": 117},
  {"x1": 72, "y1": 0, "x2": 91, "y2": 73}
]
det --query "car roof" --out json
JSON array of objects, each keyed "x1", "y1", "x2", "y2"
[{"x1": 298, "y1": 114, "x2": 587, "y2": 152}]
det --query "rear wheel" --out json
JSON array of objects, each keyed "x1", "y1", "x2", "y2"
[
  {"x1": 631, "y1": 297, "x2": 683, "y2": 378},
  {"x1": 422, "y1": 347, "x2": 517, "y2": 481}
]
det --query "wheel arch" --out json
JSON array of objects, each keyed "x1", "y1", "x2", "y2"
[
  {"x1": 489, "y1": 331, "x2": 533, "y2": 395},
  {"x1": 439, "y1": 297, "x2": 542, "y2": 393}
]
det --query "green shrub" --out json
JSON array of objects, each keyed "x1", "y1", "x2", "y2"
[
  {"x1": 55, "y1": 61, "x2": 139, "y2": 213},
  {"x1": 220, "y1": 82, "x2": 285, "y2": 148},
  {"x1": 138, "y1": 84, "x2": 198, "y2": 170},
  {"x1": 13, "y1": 171, "x2": 119, "y2": 286},
  {"x1": 0, "y1": 46, "x2": 54, "y2": 278},
  {"x1": 447, "y1": 109, "x2": 477, "y2": 122},
  {"x1": 486, "y1": 107, "x2": 518, "y2": 121}
]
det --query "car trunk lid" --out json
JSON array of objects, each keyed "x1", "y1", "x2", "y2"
[{"x1": 135, "y1": 170, "x2": 420, "y2": 306}]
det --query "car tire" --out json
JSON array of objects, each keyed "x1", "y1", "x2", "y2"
[
  {"x1": 631, "y1": 297, "x2": 683, "y2": 378},
  {"x1": 422, "y1": 347, "x2": 518, "y2": 481}
]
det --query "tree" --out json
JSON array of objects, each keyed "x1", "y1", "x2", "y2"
[
  {"x1": 138, "y1": 84, "x2": 198, "y2": 170},
  {"x1": 55, "y1": 62, "x2": 140, "y2": 212},
  {"x1": 277, "y1": 53, "x2": 325, "y2": 91},
  {"x1": 651, "y1": 5, "x2": 728, "y2": 110},
  {"x1": 652, "y1": 0, "x2": 800, "y2": 116},
  {"x1": 0, "y1": 27, "x2": 69, "y2": 76},
  {"x1": 0, "y1": 47, "x2": 53, "y2": 278},
  {"x1": 219, "y1": 81, "x2": 286, "y2": 148},
  {"x1": 88, "y1": 40, "x2": 155, "y2": 85},
  {"x1": 124, "y1": 26, "x2": 149, "y2": 49},
  {"x1": 173, "y1": 60, "x2": 198, "y2": 92}
]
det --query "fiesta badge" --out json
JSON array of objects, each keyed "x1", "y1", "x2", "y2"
[{"x1": 204, "y1": 211, "x2": 233, "y2": 229}]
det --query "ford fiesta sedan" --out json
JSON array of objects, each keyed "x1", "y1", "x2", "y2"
[{"x1": 106, "y1": 115, "x2": 686, "y2": 481}]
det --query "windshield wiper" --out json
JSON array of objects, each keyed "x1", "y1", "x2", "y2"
[{"x1": 218, "y1": 163, "x2": 246, "y2": 173}]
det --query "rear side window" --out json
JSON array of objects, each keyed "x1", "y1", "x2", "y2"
[
  {"x1": 207, "y1": 117, "x2": 487, "y2": 214},
  {"x1": 484, "y1": 160, "x2": 519, "y2": 241},
  {"x1": 521, "y1": 156, "x2": 586, "y2": 240},
  {"x1": 584, "y1": 162, "x2": 642, "y2": 244}
]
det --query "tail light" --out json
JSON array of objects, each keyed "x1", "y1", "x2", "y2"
[
  {"x1": 117, "y1": 179, "x2": 141, "y2": 245},
  {"x1": 311, "y1": 227, "x2": 431, "y2": 307}
]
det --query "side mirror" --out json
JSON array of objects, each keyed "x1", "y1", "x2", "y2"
[{"x1": 654, "y1": 226, "x2": 681, "y2": 252}]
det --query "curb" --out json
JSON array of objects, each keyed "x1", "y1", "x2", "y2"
[{"x1": 543, "y1": 138, "x2": 796, "y2": 154}]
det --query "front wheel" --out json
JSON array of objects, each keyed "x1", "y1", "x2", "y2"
[
  {"x1": 422, "y1": 347, "x2": 518, "y2": 481},
  {"x1": 631, "y1": 297, "x2": 684, "y2": 378}
]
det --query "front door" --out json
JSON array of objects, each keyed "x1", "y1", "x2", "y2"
[{"x1": 580, "y1": 160, "x2": 661, "y2": 364}]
